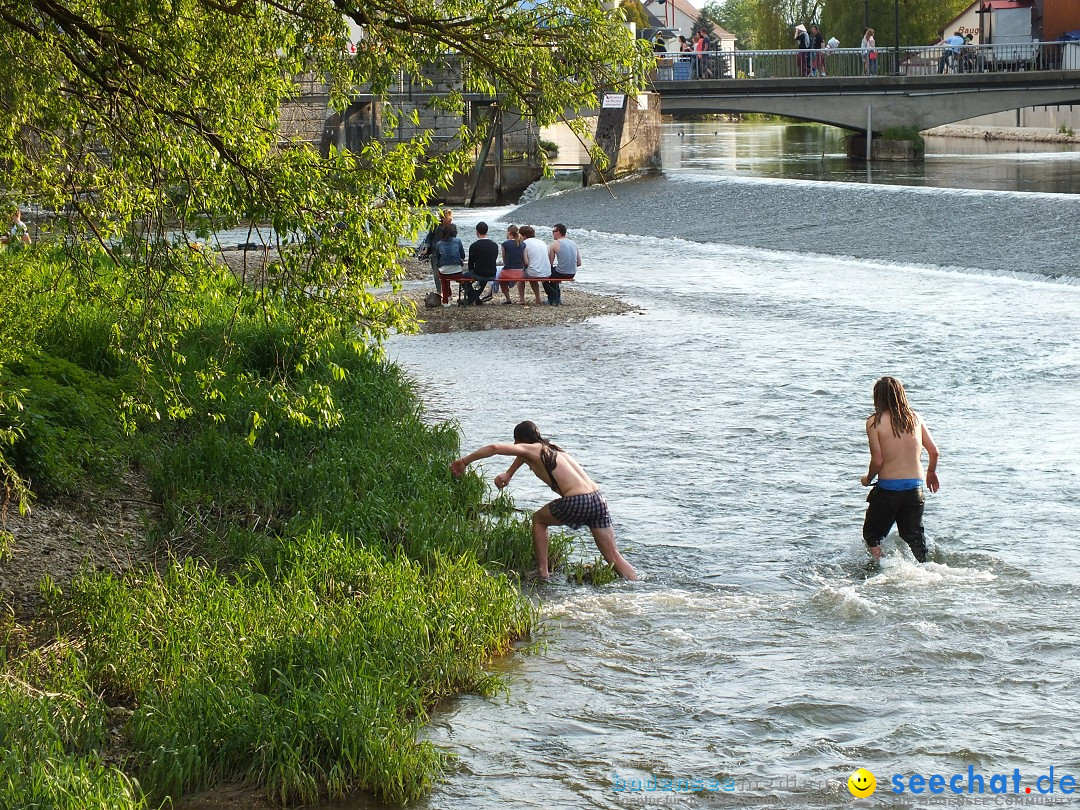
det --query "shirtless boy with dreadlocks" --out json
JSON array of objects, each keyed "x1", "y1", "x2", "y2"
[
  {"x1": 860, "y1": 376, "x2": 940, "y2": 562},
  {"x1": 450, "y1": 421, "x2": 638, "y2": 581}
]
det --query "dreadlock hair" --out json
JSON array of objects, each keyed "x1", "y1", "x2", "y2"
[
  {"x1": 872, "y1": 376, "x2": 917, "y2": 438},
  {"x1": 513, "y1": 420, "x2": 563, "y2": 491}
]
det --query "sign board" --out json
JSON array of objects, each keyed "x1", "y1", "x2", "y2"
[{"x1": 601, "y1": 93, "x2": 626, "y2": 109}]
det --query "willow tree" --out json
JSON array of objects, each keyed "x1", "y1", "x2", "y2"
[
  {"x1": 0, "y1": 0, "x2": 651, "y2": 503},
  {"x1": 822, "y1": 0, "x2": 972, "y2": 51}
]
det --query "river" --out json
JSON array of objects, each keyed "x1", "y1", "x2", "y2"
[{"x1": 380, "y1": 122, "x2": 1080, "y2": 810}]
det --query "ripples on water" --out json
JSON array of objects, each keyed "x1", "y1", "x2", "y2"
[{"x1": 382, "y1": 149, "x2": 1080, "y2": 809}]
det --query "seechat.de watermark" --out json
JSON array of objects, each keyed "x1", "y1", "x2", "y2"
[
  {"x1": 889, "y1": 767, "x2": 1078, "y2": 799},
  {"x1": 846, "y1": 766, "x2": 1079, "y2": 803},
  {"x1": 608, "y1": 768, "x2": 1079, "y2": 808}
]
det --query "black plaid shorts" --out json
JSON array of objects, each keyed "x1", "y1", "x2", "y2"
[{"x1": 547, "y1": 490, "x2": 612, "y2": 530}]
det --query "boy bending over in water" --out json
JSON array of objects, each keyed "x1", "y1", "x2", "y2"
[
  {"x1": 861, "y1": 376, "x2": 940, "y2": 562},
  {"x1": 451, "y1": 421, "x2": 638, "y2": 580}
]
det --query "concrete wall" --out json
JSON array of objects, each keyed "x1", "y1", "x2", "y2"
[
  {"x1": 589, "y1": 92, "x2": 663, "y2": 184},
  {"x1": 278, "y1": 73, "x2": 331, "y2": 150}
]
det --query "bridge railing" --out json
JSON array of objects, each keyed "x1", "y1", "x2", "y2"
[{"x1": 652, "y1": 41, "x2": 1080, "y2": 81}]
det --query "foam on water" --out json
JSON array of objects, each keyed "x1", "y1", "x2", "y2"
[
  {"x1": 809, "y1": 584, "x2": 880, "y2": 618},
  {"x1": 867, "y1": 558, "x2": 997, "y2": 588},
  {"x1": 665, "y1": 170, "x2": 1080, "y2": 201},
  {"x1": 389, "y1": 130, "x2": 1080, "y2": 810}
]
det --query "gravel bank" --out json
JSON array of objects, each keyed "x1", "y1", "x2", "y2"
[
  {"x1": 388, "y1": 256, "x2": 642, "y2": 333},
  {"x1": 923, "y1": 124, "x2": 1080, "y2": 143}
]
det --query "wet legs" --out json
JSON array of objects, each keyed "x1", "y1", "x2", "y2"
[{"x1": 531, "y1": 507, "x2": 638, "y2": 580}]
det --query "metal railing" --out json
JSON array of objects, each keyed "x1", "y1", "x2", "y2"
[{"x1": 652, "y1": 41, "x2": 1080, "y2": 81}]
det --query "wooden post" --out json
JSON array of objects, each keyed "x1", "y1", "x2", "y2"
[
  {"x1": 494, "y1": 107, "x2": 504, "y2": 201},
  {"x1": 466, "y1": 105, "x2": 499, "y2": 206}
]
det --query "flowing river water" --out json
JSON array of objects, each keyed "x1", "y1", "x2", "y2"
[{"x1": 377, "y1": 122, "x2": 1080, "y2": 810}]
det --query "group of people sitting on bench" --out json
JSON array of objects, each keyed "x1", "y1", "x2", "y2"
[{"x1": 421, "y1": 209, "x2": 581, "y2": 307}]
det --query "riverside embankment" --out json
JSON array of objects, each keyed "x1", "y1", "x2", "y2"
[{"x1": 0, "y1": 248, "x2": 560, "y2": 809}]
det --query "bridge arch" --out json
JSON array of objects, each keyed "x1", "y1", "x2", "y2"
[{"x1": 655, "y1": 73, "x2": 1080, "y2": 132}]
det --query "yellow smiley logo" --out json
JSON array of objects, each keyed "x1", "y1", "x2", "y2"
[{"x1": 848, "y1": 768, "x2": 877, "y2": 798}]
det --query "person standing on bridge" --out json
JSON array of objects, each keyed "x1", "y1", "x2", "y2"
[
  {"x1": 938, "y1": 30, "x2": 966, "y2": 74},
  {"x1": 693, "y1": 30, "x2": 712, "y2": 79},
  {"x1": 861, "y1": 28, "x2": 877, "y2": 75},
  {"x1": 825, "y1": 34, "x2": 840, "y2": 76},
  {"x1": 809, "y1": 24, "x2": 825, "y2": 77},
  {"x1": 795, "y1": 24, "x2": 812, "y2": 77}
]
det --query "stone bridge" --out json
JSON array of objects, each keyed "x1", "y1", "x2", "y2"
[{"x1": 654, "y1": 71, "x2": 1080, "y2": 134}]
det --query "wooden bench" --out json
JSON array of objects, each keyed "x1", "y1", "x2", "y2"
[{"x1": 439, "y1": 274, "x2": 574, "y2": 305}]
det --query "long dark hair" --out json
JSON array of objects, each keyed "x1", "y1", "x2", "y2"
[
  {"x1": 872, "y1": 376, "x2": 916, "y2": 438},
  {"x1": 513, "y1": 420, "x2": 562, "y2": 491}
]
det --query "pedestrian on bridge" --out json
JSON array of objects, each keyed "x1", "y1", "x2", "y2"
[
  {"x1": 938, "y1": 30, "x2": 966, "y2": 74},
  {"x1": 810, "y1": 24, "x2": 825, "y2": 76},
  {"x1": 862, "y1": 28, "x2": 877, "y2": 75},
  {"x1": 795, "y1": 24, "x2": 811, "y2": 77},
  {"x1": 826, "y1": 35, "x2": 840, "y2": 76}
]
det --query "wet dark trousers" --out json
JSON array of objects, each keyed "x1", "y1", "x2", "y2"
[
  {"x1": 543, "y1": 270, "x2": 573, "y2": 305},
  {"x1": 862, "y1": 485, "x2": 927, "y2": 562}
]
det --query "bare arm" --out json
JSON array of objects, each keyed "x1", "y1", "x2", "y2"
[
  {"x1": 922, "y1": 422, "x2": 940, "y2": 493},
  {"x1": 495, "y1": 457, "x2": 525, "y2": 489},
  {"x1": 861, "y1": 419, "x2": 882, "y2": 486},
  {"x1": 450, "y1": 443, "x2": 533, "y2": 478},
  {"x1": 548, "y1": 243, "x2": 557, "y2": 266}
]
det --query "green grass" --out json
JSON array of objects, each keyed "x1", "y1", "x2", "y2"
[
  {"x1": 881, "y1": 125, "x2": 926, "y2": 151},
  {"x1": 0, "y1": 616, "x2": 148, "y2": 809},
  {"x1": 52, "y1": 535, "x2": 532, "y2": 804},
  {"x1": 0, "y1": 250, "x2": 560, "y2": 807}
]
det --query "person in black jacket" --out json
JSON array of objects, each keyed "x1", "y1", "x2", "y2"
[
  {"x1": 463, "y1": 221, "x2": 499, "y2": 304},
  {"x1": 809, "y1": 24, "x2": 825, "y2": 76}
]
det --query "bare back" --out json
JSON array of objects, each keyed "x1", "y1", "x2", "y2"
[
  {"x1": 867, "y1": 410, "x2": 926, "y2": 480},
  {"x1": 522, "y1": 445, "x2": 597, "y2": 497}
]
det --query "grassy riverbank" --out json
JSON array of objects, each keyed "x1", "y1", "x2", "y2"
[{"x1": 0, "y1": 249, "x2": 555, "y2": 807}]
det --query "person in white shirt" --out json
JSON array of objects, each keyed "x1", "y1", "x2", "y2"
[{"x1": 519, "y1": 225, "x2": 550, "y2": 305}]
